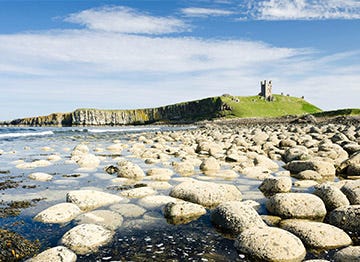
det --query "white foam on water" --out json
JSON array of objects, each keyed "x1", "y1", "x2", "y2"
[{"x1": 0, "y1": 130, "x2": 54, "y2": 139}]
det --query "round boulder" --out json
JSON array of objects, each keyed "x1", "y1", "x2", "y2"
[
  {"x1": 164, "y1": 201, "x2": 206, "y2": 224},
  {"x1": 169, "y1": 180, "x2": 242, "y2": 208},
  {"x1": 200, "y1": 157, "x2": 220, "y2": 172},
  {"x1": 340, "y1": 180, "x2": 360, "y2": 205},
  {"x1": 117, "y1": 160, "x2": 145, "y2": 179},
  {"x1": 284, "y1": 160, "x2": 335, "y2": 177},
  {"x1": 234, "y1": 226, "x2": 306, "y2": 262},
  {"x1": 334, "y1": 246, "x2": 360, "y2": 262},
  {"x1": 28, "y1": 246, "x2": 76, "y2": 262},
  {"x1": 313, "y1": 183, "x2": 350, "y2": 211},
  {"x1": 327, "y1": 205, "x2": 360, "y2": 232},
  {"x1": 61, "y1": 224, "x2": 114, "y2": 255},
  {"x1": 66, "y1": 190, "x2": 124, "y2": 211},
  {"x1": 266, "y1": 193, "x2": 326, "y2": 219},
  {"x1": 34, "y1": 203, "x2": 82, "y2": 224},
  {"x1": 259, "y1": 176, "x2": 292, "y2": 196},
  {"x1": 75, "y1": 210, "x2": 123, "y2": 230},
  {"x1": 28, "y1": 172, "x2": 53, "y2": 182},
  {"x1": 211, "y1": 201, "x2": 265, "y2": 234},
  {"x1": 280, "y1": 219, "x2": 352, "y2": 250}
]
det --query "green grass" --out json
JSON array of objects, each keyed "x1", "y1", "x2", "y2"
[
  {"x1": 312, "y1": 108, "x2": 360, "y2": 118},
  {"x1": 219, "y1": 94, "x2": 322, "y2": 118}
]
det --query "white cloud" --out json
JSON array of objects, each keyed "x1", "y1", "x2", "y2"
[
  {"x1": 181, "y1": 7, "x2": 235, "y2": 17},
  {"x1": 0, "y1": 30, "x2": 301, "y2": 75},
  {"x1": 65, "y1": 6, "x2": 188, "y2": 34},
  {"x1": 242, "y1": 0, "x2": 360, "y2": 20}
]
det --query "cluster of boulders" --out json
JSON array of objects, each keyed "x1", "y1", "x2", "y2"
[{"x1": 27, "y1": 120, "x2": 360, "y2": 261}]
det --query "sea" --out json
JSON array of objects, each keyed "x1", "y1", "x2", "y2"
[{"x1": 0, "y1": 126, "x2": 330, "y2": 261}]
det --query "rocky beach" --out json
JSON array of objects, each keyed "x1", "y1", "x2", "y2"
[{"x1": 1, "y1": 116, "x2": 360, "y2": 261}]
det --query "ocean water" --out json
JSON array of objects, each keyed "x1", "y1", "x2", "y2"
[{"x1": 0, "y1": 126, "x2": 331, "y2": 261}]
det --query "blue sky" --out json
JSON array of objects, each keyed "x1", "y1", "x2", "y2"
[{"x1": 0, "y1": 0, "x2": 359, "y2": 120}]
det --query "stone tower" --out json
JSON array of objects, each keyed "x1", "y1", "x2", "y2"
[{"x1": 260, "y1": 80, "x2": 272, "y2": 101}]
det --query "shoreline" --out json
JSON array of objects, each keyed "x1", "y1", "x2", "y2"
[{"x1": 0, "y1": 117, "x2": 359, "y2": 261}]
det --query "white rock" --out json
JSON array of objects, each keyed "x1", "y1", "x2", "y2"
[
  {"x1": 146, "y1": 168, "x2": 173, "y2": 176},
  {"x1": 280, "y1": 219, "x2": 352, "y2": 250},
  {"x1": 138, "y1": 195, "x2": 181, "y2": 209},
  {"x1": 266, "y1": 193, "x2": 326, "y2": 219},
  {"x1": 28, "y1": 172, "x2": 52, "y2": 182},
  {"x1": 117, "y1": 160, "x2": 145, "y2": 179},
  {"x1": 110, "y1": 203, "x2": 146, "y2": 218},
  {"x1": 334, "y1": 246, "x2": 360, "y2": 262},
  {"x1": 75, "y1": 210, "x2": 123, "y2": 230},
  {"x1": 27, "y1": 246, "x2": 76, "y2": 262},
  {"x1": 47, "y1": 155, "x2": 62, "y2": 161},
  {"x1": 259, "y1": 176, "x2": 292, "y2": 196},
  {"x1": 16, "y1": 160, "x2": 52, "y2": 169},
  {"x1": 164, "y1": 201, "x2": 206, "y2": 220},
  {"x1": 211, "y1": 201, "x2": 265, "y2": 234},
  {"x1": 284, "y1": 160, "x2": 335, "y2": 177},
  {"x1": 61, "y1": 224, "x2": 114, "y2": 255},
  {"x1": 120, "y1": 187, "x2": 157, "y2": 198},
  {"x1": 235, "y1": 226, "x2": 306, "y2": 262},
  {"x1": 76, "y1": 154, "x2": 100, "y2": 169},
  {"x1": 199, "y1": 157, "x2": 220, "y2": 172},
  {"x1": 34, "y1": 203, "x2": 82, "y2": 224},
  {"x1": 169, "y1": 180, "x2": 242, "y2": 208},
  {"x1": 313, "y1": 183, "x2": 350, "y2": 211},
  {"x1": 66, "y1": 190, "x2": 124, "y2": 211}
]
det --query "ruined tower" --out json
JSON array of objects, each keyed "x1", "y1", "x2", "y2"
[{"x1": 260, "y1": 80, "x2": 272, "y2": 101}]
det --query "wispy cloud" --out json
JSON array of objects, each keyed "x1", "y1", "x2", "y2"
[
  {"x1": 241, "y1": 0, "x2": 360, "y2": 20},
  {"x1": 65, "y1": 6, "x2": 188, "y2": 34},
  {"x1": 181, "y1": 7, "x2": 235, "y2": 17}
]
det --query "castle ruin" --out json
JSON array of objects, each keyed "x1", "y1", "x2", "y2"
[{"x1": 260, "y1": 80, "x2": 272, "y2": 101}]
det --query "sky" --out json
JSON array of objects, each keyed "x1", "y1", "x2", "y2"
[{"x1": 0, "y1": 0, "x2": 359, "y2": 120}]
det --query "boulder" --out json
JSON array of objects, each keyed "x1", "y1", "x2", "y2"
[
  {"x1": 27, "y1": 246, "x2": 76, "y2": 262},
  {"x1": 164, "y1": 201, "x2": 206, "y2": 224},
  {"x1": 327, "y1": 205, "x2": 360, "y2": 232},
  {"x1": 66, "y1": 190, "x2": 124, "y2": 211},
  {"x1": 110, "y1": 203, "x2": 146, "y2": 218},
  {"x1": 253, "y1": 155, "x2": 279, "y2": 171},
  {"x1": 34, "y1": 203, "x2": 82, "y2": 224},
  {"x1": 313, "y1": 183, "x2": 350, "y2": 211},
  {"x1": 284, "y1": 160, "x2": 335, "y2": 177},
  {"x1": 280, "y1": 219, "x2": 352, "y2": 250},
  {"x1": 28, "y1": 172, "x2": 52, "y2": 182},
  {"x1": 120, "y1": 187, "x2": 157, "y2": 198},
  {"x1": 138, "y1": 195, "x2": 181, "y2": 209},
  {"x1": 117, "y1": 160, "x2": 145, "y2": 179},
  {"x1": 173, "y1": 161, "x2": 195, "y2": 176},
  {"x1": 70, "y1": 144, "x2": 89, "y2": 162},
  {"x1": 337, "y1": 151, "x2": 360, "y2": 174},
  {"x1": 341, "y1": 180, "x2": 360, "y2": 204},
  {"x1": 334, "y1": 246, "x2": 360, "y2": 262},
  {"x1": 199, "y1": 157, "x2": 220, "y2": 172},
  {"x1": 75, "y1": 210, "x2": 123, "y2": 230},
  {"x1": 259, "y1": 176, "x2": 292, "y2": 196},
  {"x1": 234, "y1": 226, "x2": 306, "y2": 262},
  {"x1": 241, "y1": 166, "x2": 272, "y2": 180},
  {"x1": 146, "y1": 168, "x2": 173, "y2": 177},
  {"x1": 61, "y1": 224, "x2": 114, "y2": 255},
  {"x1": 283, "y1": 146, "x2": 310, "y2": 162},
  {"x1": 211, "y1": 201, "x2": 265, "y2": 234},
  {"x1": 169, "y1": 180, "x2": 242, "y2": 208},
  {"x1": 76, "y1": 154, "x2": 100, "y2": 169},
  {"x1": 266, "y1": 193, "x2": 326, "y2": 219},
  {"x1": 293, "y1": 170, "x2": 323, "y2": 181},
  {"x1": 347, "y1": 163, "x2": 360, "y2": 176}
]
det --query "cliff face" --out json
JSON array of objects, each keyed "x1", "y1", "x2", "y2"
[{"x1": 7, "y1": 97, "x2": 224, "y2": 126}]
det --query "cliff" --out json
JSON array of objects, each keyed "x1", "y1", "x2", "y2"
[
  {"x1": 6, "y1": 97, "x2": 223, "y2": 126},
  {"x1": 3, "y1": 94, "x2": 323, "y2": 127}
]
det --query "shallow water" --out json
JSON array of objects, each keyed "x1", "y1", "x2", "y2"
[{"x1": 0, "y1": 126, "x2": 347, "y2": 261}]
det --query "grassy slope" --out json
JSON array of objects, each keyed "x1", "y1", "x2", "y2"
[
  {"x1": 312, "y1": 108, "x2": 360, "y2": 117},
  {"x1": 220, "y1": 94, "x2": 322, "y2": 118}
]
